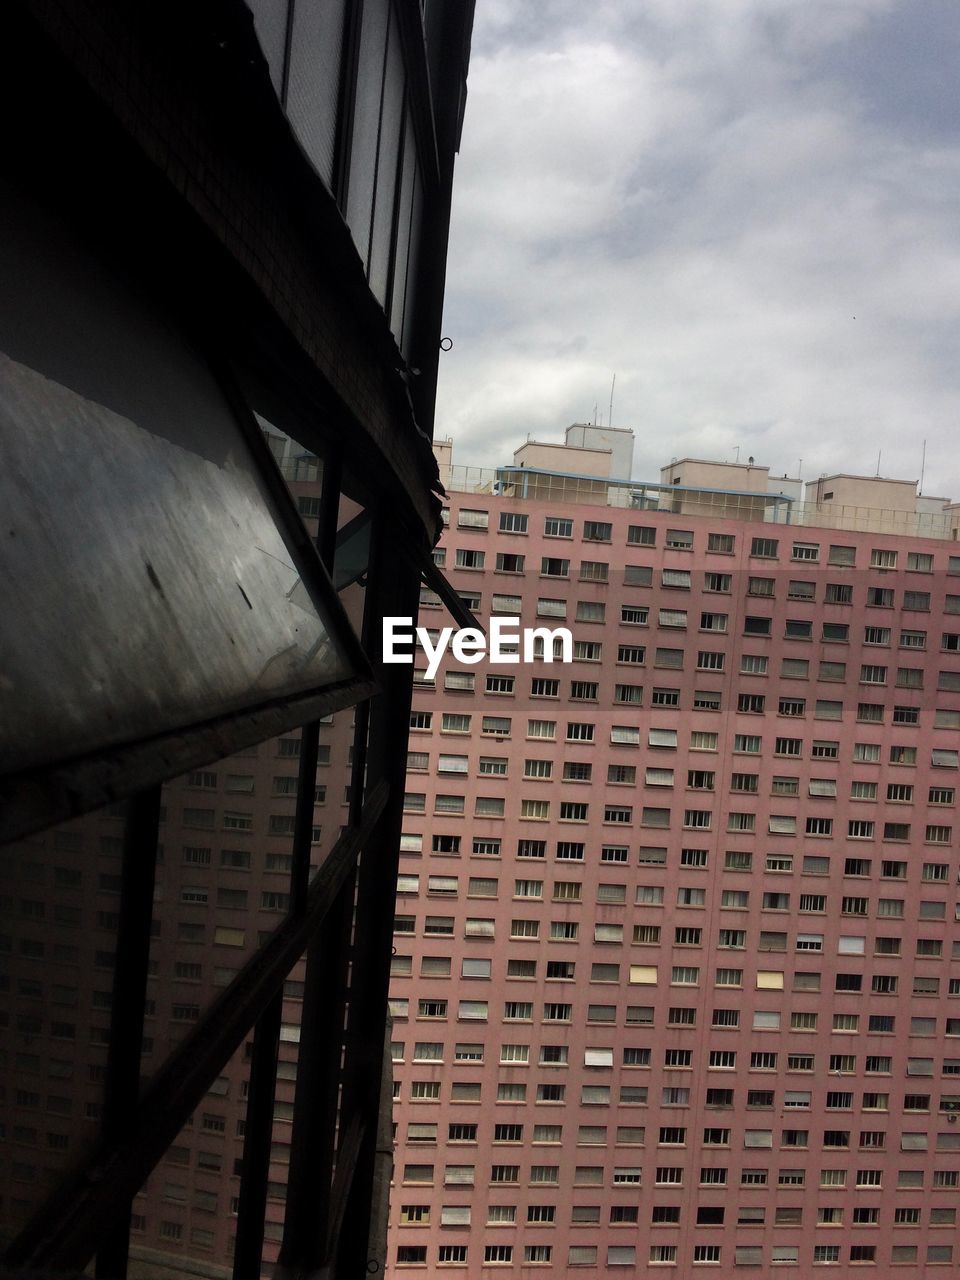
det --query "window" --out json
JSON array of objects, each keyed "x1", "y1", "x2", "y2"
[
  {"x1": 544, "y1": 516, "x2": 572, "y2": 538},
  {"x1": 614, "y1": 683, "x2": 643, "y2": 705},
  {"x1": 657, "y1": 525, "x2": 692, "y2": 551},
  {"x1": 621, "y1": 604, "x2": 650, "y2": 628},
  {"x1": 860, "y1": 628, "x2": 891, "y2": 654},
  {"x1": 828, "y1": 543, "x2": 856, "y2": 566},
  {"x1": 579, "y1": 560, "x2": 608, "y2": 582},
  {"x1": 869, "y1": 546, "x2": 897, "y2": 569},
  {"x1": 485, "y1": 674, "x2": 514, "y2": 696},
  {"x1": 495, "y1": 552, "x2": 524, "y2": 573},
  {"x1": 610, "y1": 725, "x2": 640, "y2": 747},
  {"x1": 738, "y1": 693, "x2": 765, "y2": 714},
  {"x1": 740, "y1": 654, "x2": 768, "y2": 675},
  {"x1": 509, "y1": 919, "x2": 538, "y2": 942},
  {"x1": 782, "y1": 657, "x2": 810, "y2": 680},
  {"x1": 628, "y1": 524, "x2": 656, "y2": 546},
  {"x1": 567, "y1": 722, "x2": 595, "y2": 742},
  {"x1": 700, "y1": 612, "x2": 728, "y2": 633},
  {"x1": 499, "y1": 510, "x2": 528, "y2": 533},
  {"x1": 867, "y1": 585, "x2": 893, "y2": 607},
  {"x1": 540, "y1": 556, "x2": 569, "y2": 578},
  {"x1": 818, "y1": 616, "x2": 849, "y2": 643},
  {"x1": 434, "y1": 795, "x2": 464, "y2": 818},
  {"x1": 483, "y1": 1245, "x2": 513, "y2": 1265},
  {"x1": 614, "y1": 640, "x2": 647, "y2": 666},
  {"x1": 791, "y1": 539, "x2": 819, "y2": 561},
  {"x1": 607, "y1": 764, "x2": 635, "y2": 786},
  {"x1": 656, "y1": 637, "x2": 685, "y2": 665},
  {"x1": 683, "y1": 810, "x2": 711, "y2": 831},
  {"x1": 751, "y1": 537, "x2": 778, "y2": 558},
  {"x1": 805, "y1": 816, "x2": 833, "y2": 836},
  {"x1": 652, "y1": 685, "x2": 680, "y2": 706},
  {"x1": 454, "y1": 548, "x2": 484, "y2": 570},
  {"x1": 520, "y1": 799, "x2": 549, "y2": 821},
  {"x1": 523, "y1": 758, "x2": 552, "y2": 781},
  {"x1": 601, "y1": 844, "x2": 629, "y2": 864}
]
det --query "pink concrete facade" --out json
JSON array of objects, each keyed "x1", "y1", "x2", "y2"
[{"x1": 387, "y1": 489, "x2": 960, "y2": 1274}]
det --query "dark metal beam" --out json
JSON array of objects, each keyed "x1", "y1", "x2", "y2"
[
  {"x1": 420, "y1": 555, "x2": 486, "y2": 632},
  {"x1": 242, "y1": 447, "x2": 345, "y2": 1278},
  {"x1": 334, "y1": 520, "x2": 421, "y2": 1276},
  {"x1": 0, "y1": 675, "x2": 375, "y2": 848},
  {"x1": 94, "y1": 785, "x2": 163, "y2": 1280},
  {"x1": 277, "y1": 483, "x2": 375, "y2": 1273},
  {"x1": 4, "y1": 782, "x2": 388, "y2": 1273},
  {"x1": 232, "y1": 994, "x2": 282, "y2": 1280}
]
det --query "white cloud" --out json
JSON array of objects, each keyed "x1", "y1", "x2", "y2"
[{"x1": 437, "y1": 0, "x2": 960, "y2": 496}]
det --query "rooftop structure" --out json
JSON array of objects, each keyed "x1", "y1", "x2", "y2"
[{"x1": 446, "y1": 435, "x2": 960, "y2": 539}]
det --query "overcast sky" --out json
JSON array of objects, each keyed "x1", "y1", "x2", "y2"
[{"x1": 434, "y1": 0, "x2": 960, "y2": 496}]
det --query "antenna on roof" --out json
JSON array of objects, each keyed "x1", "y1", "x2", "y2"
[
  {"x1": 919, "y1": 438, "x2": 927, "y2": 495},
  {"x1": 876, "y1": 450, "x2": 881, "y2": 477},
  {"x1": 608, "y1": 373, "x2": 616, "y2": 430}
]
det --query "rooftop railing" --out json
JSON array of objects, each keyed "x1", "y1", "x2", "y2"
[{"x1": 441, "y1": 465, "x2": 958, "y2": 541}]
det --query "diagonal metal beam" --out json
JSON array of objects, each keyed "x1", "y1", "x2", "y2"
[{"x1": 3, "y1": 780, "x2": 388, "y2": 1274}]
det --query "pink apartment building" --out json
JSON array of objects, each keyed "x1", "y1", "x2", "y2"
[{"x1": 386, "y1": 435, "x2": 960, "y2": 1274}]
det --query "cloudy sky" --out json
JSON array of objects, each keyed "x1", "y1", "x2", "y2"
[{"x1": 434, "y1": 0, "x2": 960, "y2": 496}]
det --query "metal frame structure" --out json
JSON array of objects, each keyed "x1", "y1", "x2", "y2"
[{"x1": 0, "y1": 1, "x2": 475, "y2": 1275}]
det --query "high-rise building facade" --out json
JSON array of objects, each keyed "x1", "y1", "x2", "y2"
[{"x1": 387, "y1": 439, "x2": 960, "y2": 1275}]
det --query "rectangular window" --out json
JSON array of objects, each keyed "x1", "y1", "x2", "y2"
[
  {"x1": 702, "y1": 533, "x2": 735, "y2": 558},
  {"x1": 544, "y1": 516, "x2": 572, "y2": 538},
  {"x1": 499, "y1": 510, "x2": 527, "y2": 533},
  {"x1": 494, "y1": 553, "x2": 524, "y2": 574},
  {"x1": 579, "y1": 560, "x2": 608, "y2": 582},
  {"x1": 576, "y1": 600, "x2": 605, "y2": 623},
  {"x1": 870, "y1": 548, "x2": 897, "y2": 569},
  {"x1": 792, "y1": 541, "x2": 820, "y2": 561},
  {"x1": 627, "y1": 524, "x2": 656, "y2": 546}
]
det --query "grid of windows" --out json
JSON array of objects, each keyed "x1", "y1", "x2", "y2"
[{"x1": 391, "y1": 498, "x2": 960, "y2": 1274}]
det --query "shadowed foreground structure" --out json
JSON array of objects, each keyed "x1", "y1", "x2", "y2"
[{"x1": 0, "y1": 2, "x2": 474, "y2": 1276}]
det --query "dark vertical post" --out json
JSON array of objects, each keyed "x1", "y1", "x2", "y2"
[
  {"x1": 95, "y1": 785, "x2": 163, "y2": 1280},
  {"x1": 234, "y1": 449, "x2": 343, "y2": 1280},
  {"x1": 278, "y1": 463, "x2": 374, "y2": 1272},
  {"x1": 232, "y1": 998, "x2": 281, "y2": 1280},
  {"x1": 275, "y1": 688, "x2": 371, "y2": 1274},
  {"x1": 292, "y1": 446, "x2": 341, "y2": 914},
  {"x1": 275, "y1": 860, "x2": 357, "y2": 1272},
  {"x1": 334, "y1": 518, "x2": 420, "y2": 1277}
]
